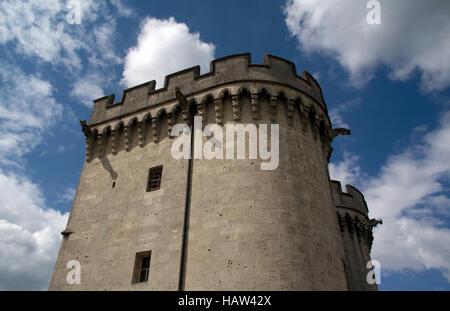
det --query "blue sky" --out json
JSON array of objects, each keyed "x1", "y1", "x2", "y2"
[{"x1": 0, "y1": 0, "x2": 449, "y2": 290}]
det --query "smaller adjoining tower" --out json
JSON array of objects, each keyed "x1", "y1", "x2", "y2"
[{"x1": 331, "y1": 181, "x2": 382, "y2": 290}]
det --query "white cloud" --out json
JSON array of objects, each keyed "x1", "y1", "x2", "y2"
[
  {"x1": 0, "y1": 63, "x2": 68, "y2": 290},
  {"x1": 329, "y1": 111, "x2": 450, "y2": 281},
  {"x1": 284, "y1": 0, "x2": 450, "y2": 91},
  {"x1": 90, "y1": 20, "x2": 123, "y2": 66},
  {"x1": 311, "y1": 71, "x2": 320, "y2": 81},
  {"x1": 0, "y1": 0, "x2": 136, "y2": 290},
  {"x1": 0, "y1": 0, "x2": 128, "y2": 106},
  {"x1": 121, "y1": 17, "x2": 215, "y2": 88},
  {"x1": 0, "y1": 0, "x2": 88, "y2": 68},
  {"x1": 70, "y1": 73, "x2": 105, "y2": 107},
  {"x1": 110, "y1": 0, "x2": 135, "y2": 17},
  {"x1": 329, "y1": 152, "x2": 361, "y2": 190},
  {"x1": 56, "y1": 187, "x2": 76, "y2": 204},
  {"x1": 0, "y1": 64, "x2": 63, "y2": 165},
  {"x1": 329, "y1": 98, "x2": 362, "y2": 129},
  {"x1": 0, "y1": 171, "x2": 68, "y2": 290}
]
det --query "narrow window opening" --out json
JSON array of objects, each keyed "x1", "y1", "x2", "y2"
[
  {"x1": 146, "y1": 165, "x2": 163, "y2": 192},
  {"x1": 132, "y1": 251, "x2": 152, "y2": 283},
  {"x1": 112, "y1": 181, "x2": 116, "y2": 188},
  {"x1": 139, "y1": 256, "x2": 150, "y2": 282}
]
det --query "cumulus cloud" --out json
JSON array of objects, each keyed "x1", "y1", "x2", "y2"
[
  {"x1": 0, "y1": 171, "x2": 68, "y2": 290},
  {"x1": 70, "y1": 73, "x2": 105, "y2": 107},
  {"x1": 110, "y1": 0, "x2": 135, "y2": 17},
  {"x1": 0, "y1": 0, "x2": 95, "y2": 68},
  {"x1": 284, "y1": 0, "x2": 450, "y2": 91},
  {"x1": 121, "y1": 17, "x2": 215, "y2": 88},
  {"x1": 329, "y1": 111, "x2": 450, "y2": 281},
  {"x1": 329, "y1": 152, "x2": 361, "y2": 190},
  {"x1": 0, "y1": 63, "x2": 69, "y2": 290},
  {"x1": 0, "y1": 64, "x2": 63, "y2": 165},
  {"x1": 0, "y1": 0, "x2": 138, "y2": 290},
  {"x1": 0, "y1": 0, "x2": 127, "y2": 106}
]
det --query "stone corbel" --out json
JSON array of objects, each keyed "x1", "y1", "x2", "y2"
[
  {"x1": 111, "y1": 130, "x2": 118, "y2": 155},
  {"x1": 270, "y1": 96, "x2": 277, "y2": 123},
  {"x1": 299, "y1": 103, "x2": 308, "y2": 132},
  {"x1": 231, "y1": 95, "x2": 240, "y2": 121},
  {"x1": 310, "y1": 113, "x2": 319, "y2": 140},
  {"x1": 61, "y1": 228, "x2": 73, "y2": 237},
  {"x1": 151, "y1": 118, "x2": 158, "y2": 143},
  {"x1": 85, "y1": 136, "x2": 93, "y2": 162},
  {"x1": 167, "y1": 113, "x2": 174, "y2": 137},
  {"x1": 80, "y1": 120, "x2": 91, "y2": 137},
  {"x1": 80, "y1": 120, "x2": 93, "y2": 162},
  {"x1": 197, "y1": 102, "x2": 204, "y2": 118},
  {"x1": 197, "y1": 101, "x2": 205, "y2": 126},
  {"x1": 124, "y1": 126, "x2": 131, "y2": 151},
  {"x1": 97, "y1": 133, "x2": 105, "y2": 157},
  {"x1": 214, "y1": 97, "x2": 223, "y2": 125},
  {"x1": 137, "y1": 122, "x2": 145, "y2": 147},
  {"x1": 286, "y1": 99, "x2": 295, "y2": 126},
  {"x1": 251, "y1": 93, "x2": 259, "y2": 120},
  {"x1": 175, "y1": 88, "x2": 190, "y2": 125}
]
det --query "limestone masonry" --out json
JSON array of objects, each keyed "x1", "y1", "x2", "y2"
[{"x1": 49, "y1": 53, "x2": 381, "y2": 290}]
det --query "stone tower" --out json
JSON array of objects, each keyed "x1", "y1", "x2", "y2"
[{"x1": 49, "y1": 54, "x2": 380, "y2": 290}]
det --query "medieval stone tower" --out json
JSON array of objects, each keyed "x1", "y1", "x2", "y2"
[{"x1": 49, "y1": 54, "x2": 380, "y2": 291}]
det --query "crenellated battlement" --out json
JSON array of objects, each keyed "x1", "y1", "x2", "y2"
[
  {"x1": 80, "y1": 89, "x2": 335, "y2": 163},
  {"x1": 331, "y1": 180, "x2": 382, "y2": 254},
  {"x1": 80, "y1": 54, "x2": 338, "y2": 163},
  {"x1": 88, "y1": 53, "x2": 326, "y2": 126},
  {"x1": 330, "y1": 180, "x2": 369, "y2": 216}
]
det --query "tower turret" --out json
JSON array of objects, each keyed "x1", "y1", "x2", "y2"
[{"x1": 331, "y1": 180, "x2": 382, "y2": 290}]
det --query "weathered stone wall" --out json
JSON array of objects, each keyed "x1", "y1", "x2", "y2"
[
  {"x1": 184, "y1": 94, "x2": 346, "y2": 290},
  {"x1": 49, "y1": 132, "x2": 189, "y2": 290},
  {"x1": 88, "y1": 54, "x2": 327, "y2": 127},
  {"x1": 49, "y1": 54, "x2": 377, "y2": 291}
]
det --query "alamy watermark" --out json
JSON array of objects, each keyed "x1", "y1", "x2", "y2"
[
  {"x1": 366, "y1": 260, "x2": 381, "y2": 285},
  {"x1": 366, "y1": 0, "x2": 381, "y2": 24},
  {"x1": 170, "y1": 116, "x2": 279, "y2": 170},
  {"x1": 66, "y1": 259, "x2": 81, "y2": 285},
  {"x1": 66, "y1": 0, "x2": 82, "y2": 24}
]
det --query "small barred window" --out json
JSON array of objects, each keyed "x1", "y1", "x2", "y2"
[{"x1": 146, "y1": 165, "x2": 162, "y2": 192}]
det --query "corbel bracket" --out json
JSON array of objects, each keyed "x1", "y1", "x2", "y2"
[
  {"x1": 80, "y1": 120, "x2": 92, "y2": 137},
  {"x1": 331, "y1": 128, "x2": 351, "y2": 140}
]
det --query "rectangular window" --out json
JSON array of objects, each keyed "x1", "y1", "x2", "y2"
[
  {"x1": 132, "y1": 251, "x2": 152, "y2": 283},
  {"x1": 146, "y1": 165, "x2": 163, "y2": 192}
]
